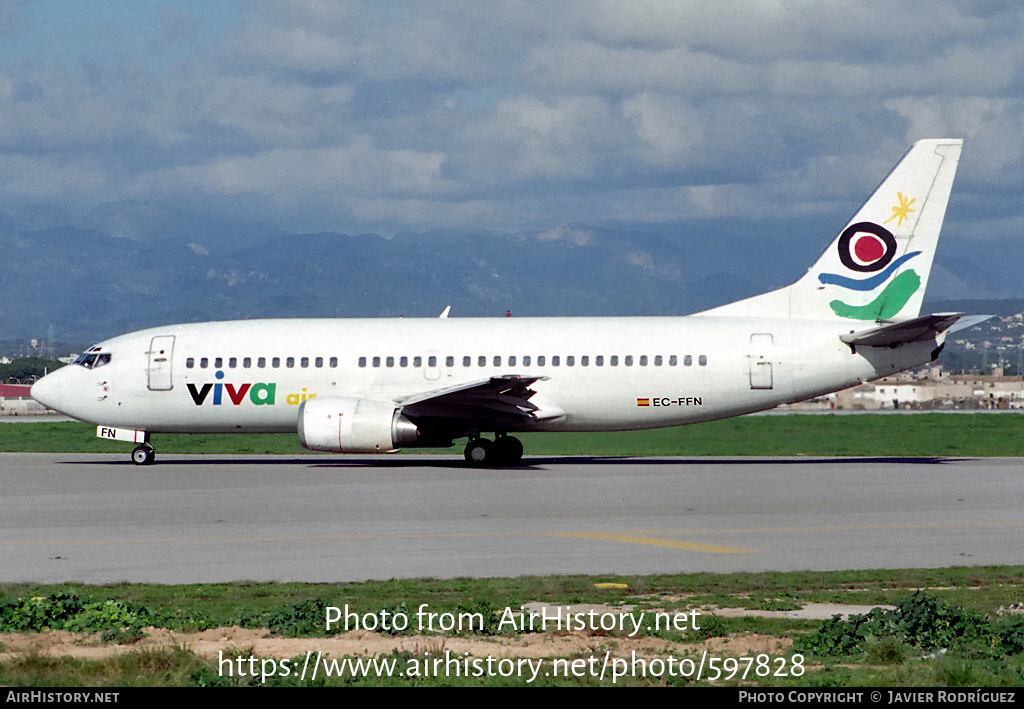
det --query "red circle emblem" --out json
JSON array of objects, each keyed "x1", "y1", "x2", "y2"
[{"x1": 854, "y1": 235, "x2": 885, "y2": 264}]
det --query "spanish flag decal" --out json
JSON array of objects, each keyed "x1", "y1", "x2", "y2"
[{"x1": 636, "y1": 398, "x2": 650, "y2": 407}]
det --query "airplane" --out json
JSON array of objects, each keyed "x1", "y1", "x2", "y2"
[{"x1": 32, "y1": 139, "x2": 969, "y2": 467}]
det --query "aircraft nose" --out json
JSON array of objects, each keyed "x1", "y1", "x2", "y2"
[{"x1": 31, "y1": 371, "x2": 63, "y2": 412}]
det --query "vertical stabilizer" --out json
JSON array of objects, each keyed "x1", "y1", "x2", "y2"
[{"x1": 699, "y1": 139, "x2": 962, "y2": 321}]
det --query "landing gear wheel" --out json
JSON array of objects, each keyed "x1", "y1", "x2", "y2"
[
  {"x1": 464, "y1": 438, "x2": 493, "y2": 467},
  {"x1": 131, "y1": 445, "x2": 155, "y2": 466},
  {"x1": 492, "y1": 436, "x2": 524, "y2": 466}
]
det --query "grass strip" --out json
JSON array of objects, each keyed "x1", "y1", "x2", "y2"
[{"x1": 2, "y1": 414, "x2": 1023, "y2": 456}]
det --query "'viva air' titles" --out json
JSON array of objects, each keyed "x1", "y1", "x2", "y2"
[{"x1": 186, "y1": 371, "x2": 315, "y2": 406}]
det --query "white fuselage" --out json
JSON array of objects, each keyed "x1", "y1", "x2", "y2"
[{"x1": 33, "y1": 315, "x2": 939, "y2": 435}]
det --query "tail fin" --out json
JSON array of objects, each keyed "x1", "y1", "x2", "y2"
[{"x1": 700, "y1": 139, "x2": 962, "y2": 321}]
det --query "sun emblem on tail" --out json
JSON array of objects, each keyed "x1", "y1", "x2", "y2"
[{"x1": 883, "y1": 191, "x2": 915, "y2": 227}]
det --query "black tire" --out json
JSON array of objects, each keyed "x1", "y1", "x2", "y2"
[
  {"x1": 464, "y1": 438, "x2": 493, "y2": 467},
  {"x1": 131, "y1": 446, "x2": 155, "y2": 466},
  {"x1": 492, "y1": 436, "x2": 524, "y2": 466}
]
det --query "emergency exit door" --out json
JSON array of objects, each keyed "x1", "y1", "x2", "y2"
[{"x1": 748, "y1": 333, "x2": 774, "y2": 390}]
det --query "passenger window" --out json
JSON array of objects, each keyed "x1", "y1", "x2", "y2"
[
  {"x1": 415, "y1": 356, "x2": 423, "y2": 367},
  {"x1": 359, "y1": 357, "x2": 367, "y2": 368},
  {"x1": 386, "y1": 356, "x2": 395, "y2": 368},
  {"x1": 258, "y1": 357, "x2": 266, "y2": 368},
  {"x1": 299, "y1": 357, "x2": 307, "y2": 368},
  {"x1": 669, "y1": 355, "x2": 677, "y2": 366},
  {"x1": 243, "y1": 357, "x2": 252, "y2": 368},
  {"x1": 625, "y1": 356, "x2": 634, "y2": 366},
  {"x1": 699, "y1": 355, "x2": 708, "y2": 366},
  {"x1": 372, "y1": 356, "x2": 381, "y2": 368},
  {"x1": 596, "y1": 355, "x2": 604, "y2": 366},
  {"x1": 229, "y1": 357, "x2": 237, "y2": 368},
  {"x1": 654, "y1": 355, "x2": 662, "y2": 366},
  {"x1": 315, "y1": 357, "x2": 323, "y2": 368},
  {"x1": 200, "y1": 357, "x2": 209, "y2": 369},
  {"x1": 509, "y1": 355, "x2": 516, "y2": 367},
  {"x1": 566, "y1": 356, "x2": 574, "y2": 366},
  {"x1": 446, "y1": 356, "x2": 454, "y2": 367},
  {"x1": 186, "y1": 358, "x2": 195, "y2": 369},
  {"x1": 684, "y1": 355, "x2": 692, "y2": 366},
  {"x1": 478, "y1": 356, "x2": 486, "y2": 367},
  {"x1": 639, "y1": 355, "x2": 647, "y2": 366},
  {"x1": 493, "y1": 355, "x2": 501, "y2": 367},
  {"x1": 215, "y1": 357, "x2": 223, "y2": 369},
  {"x1": 286, "y1": 357, "x2": 295, "y2": 368},
  {"x1": 538, "y1": 356, "x2": 546, "y2": 366},
  {"x1": 463, "y1": 356, "x2": 471, "y2": 367},
  {"x1": 581, "y1": 355, "x2": 589, "y2": 366},
  {"x1": 523, "y1": 355, "x2": 531, "y2": 366},
  {"x1": 400, "y1": 356, "x2": 408, "y2": 367},
  {"x1": 272, "y1": 357, "x2": 281, "y2": 368},
  {"x1": 330, "y1": 357, "x2": 338, "y2": 367},
  {"x1": 552, "y1": 356, "x2": 560, "y2": 366}
]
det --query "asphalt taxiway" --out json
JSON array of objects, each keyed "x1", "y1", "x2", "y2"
[{"x1": 2, "y1": 453, "x2": 1022, "y2": 583}]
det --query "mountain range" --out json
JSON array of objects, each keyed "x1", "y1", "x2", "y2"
[{"x1": 2, "y1": 201, "x2": 1021, "y2": 345}]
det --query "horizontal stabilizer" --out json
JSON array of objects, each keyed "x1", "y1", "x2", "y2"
[
  {"x1": 839, "y1": 313, "x2": 963, "y2": 348},
  {"x1": 946, "y1": 314, "x2": 995, "y2": 334}
]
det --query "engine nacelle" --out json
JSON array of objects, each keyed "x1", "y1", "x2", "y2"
[{"x1": 297, "y1": 396, "x2": 419, "y2": 453}]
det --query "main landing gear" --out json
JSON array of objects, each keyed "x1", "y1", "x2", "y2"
[
  {"x1": 131, "y1": 443, "x2": 156, "y2": 466},
  {"x1": 464, "y1": 435, "x2": 524, "y2": 467}
]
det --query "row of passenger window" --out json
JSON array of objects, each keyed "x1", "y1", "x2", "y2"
[
  {"x1": 185, "y1": 356, "x2": 338, "y2": 369},
  {"x1": 184, "y1": 353, "x2": 710, "y2": 370},
  {"x1": 358, "y1": 354, "x2": 708, "y2": 368}
]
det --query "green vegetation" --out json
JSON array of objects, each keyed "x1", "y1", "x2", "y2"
[
  {"x1": 797, "y1": 591, "x2": 1024, "y2": 658},
  {"x1": 0, "y1": 357, "x2": 65, "y2": 384},
  {"x1": 3, "y1": 567, "x2": 1024, "y2": 686},
  {"x1": 3, "y1": 413, "x2": 1023, "y2": 456}
]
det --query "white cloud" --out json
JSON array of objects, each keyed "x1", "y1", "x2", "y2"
[
  {"x1": 144, "y1": 137, "x2": 449, "y2": 202},
  {"x1": 0, "y1": 0, "x2": 1022, "y2": 239}
]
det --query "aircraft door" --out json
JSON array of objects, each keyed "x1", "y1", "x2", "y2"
[
  {"x1": 748, "y1": 333, "x2": 773, "y2": 390},
  {"x1": 147, "y1": 335, "x2": 175, "y2": 391},
  {"x1": 424, "y1": 349, "x2": 441, "y2": 381}
]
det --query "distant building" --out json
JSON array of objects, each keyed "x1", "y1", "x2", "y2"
[
  {"x1": 792, "y1": 364, "x2": 1024, "y2": 411},
  {"x1": 0, "y1": 383, "x2": 50, "y2": 415}
]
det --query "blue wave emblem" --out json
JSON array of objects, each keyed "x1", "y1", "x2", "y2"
[{"x1": 818, "y1": 251, "x2": 921, "y2": 291}]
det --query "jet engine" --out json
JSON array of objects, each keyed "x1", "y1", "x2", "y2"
[{"x1": 297, "y1": 396, "x2": 421, "y2": 453}]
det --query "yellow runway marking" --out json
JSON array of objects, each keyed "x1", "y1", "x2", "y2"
[
  {"x1": 5, "y1": 520, "x2": 1021, "y2": 551},
  {"x1": 552, "y1": 533, "x2": 755, "y2": 553}
]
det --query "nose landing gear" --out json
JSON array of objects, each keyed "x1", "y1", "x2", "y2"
[{"x1": 131, "y1": 444, "x2": 156, "y2": 466}]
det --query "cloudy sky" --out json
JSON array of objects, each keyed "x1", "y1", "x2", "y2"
[{"x1": 1, "y1": 0, "x2": 1022, "y2": 240}]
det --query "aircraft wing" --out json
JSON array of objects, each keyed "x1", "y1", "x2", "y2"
[
  {"x1": 839, "y1": 313, "x2": 963, "y2": 348},
  {"x1": 395, "y1": 374, "x2": 558, "y2": 423}
]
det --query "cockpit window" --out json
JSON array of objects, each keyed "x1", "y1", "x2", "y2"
[{"x1": 74, "y1": 352, "x2": 111, "y2": 369}]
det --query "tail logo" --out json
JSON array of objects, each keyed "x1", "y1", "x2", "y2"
[
  {"x1": 818, "y1": 220, "x2": 921, "y2": 320},
  {"x1": 883, "y1": 191, "x2": 916, "y2": 227}
]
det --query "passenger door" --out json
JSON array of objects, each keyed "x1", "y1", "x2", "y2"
[{"x1": 147, "y1": 336, "x2": 175, "y2": 391}]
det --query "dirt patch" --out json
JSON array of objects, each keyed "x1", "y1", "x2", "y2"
[
  {"x1": 7, "y1": 603, "x2": 903, "y2": 662},
  {"x1": 1, "y1": 626, "x2": 792, "y2": 662},
  {"x1": 711, "y1": 603, "x2": 895, "y2": 620}
]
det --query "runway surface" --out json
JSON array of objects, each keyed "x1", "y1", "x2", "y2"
[{"x1": 2, "y1": 453, "x2": 1022, "y2": 584}]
